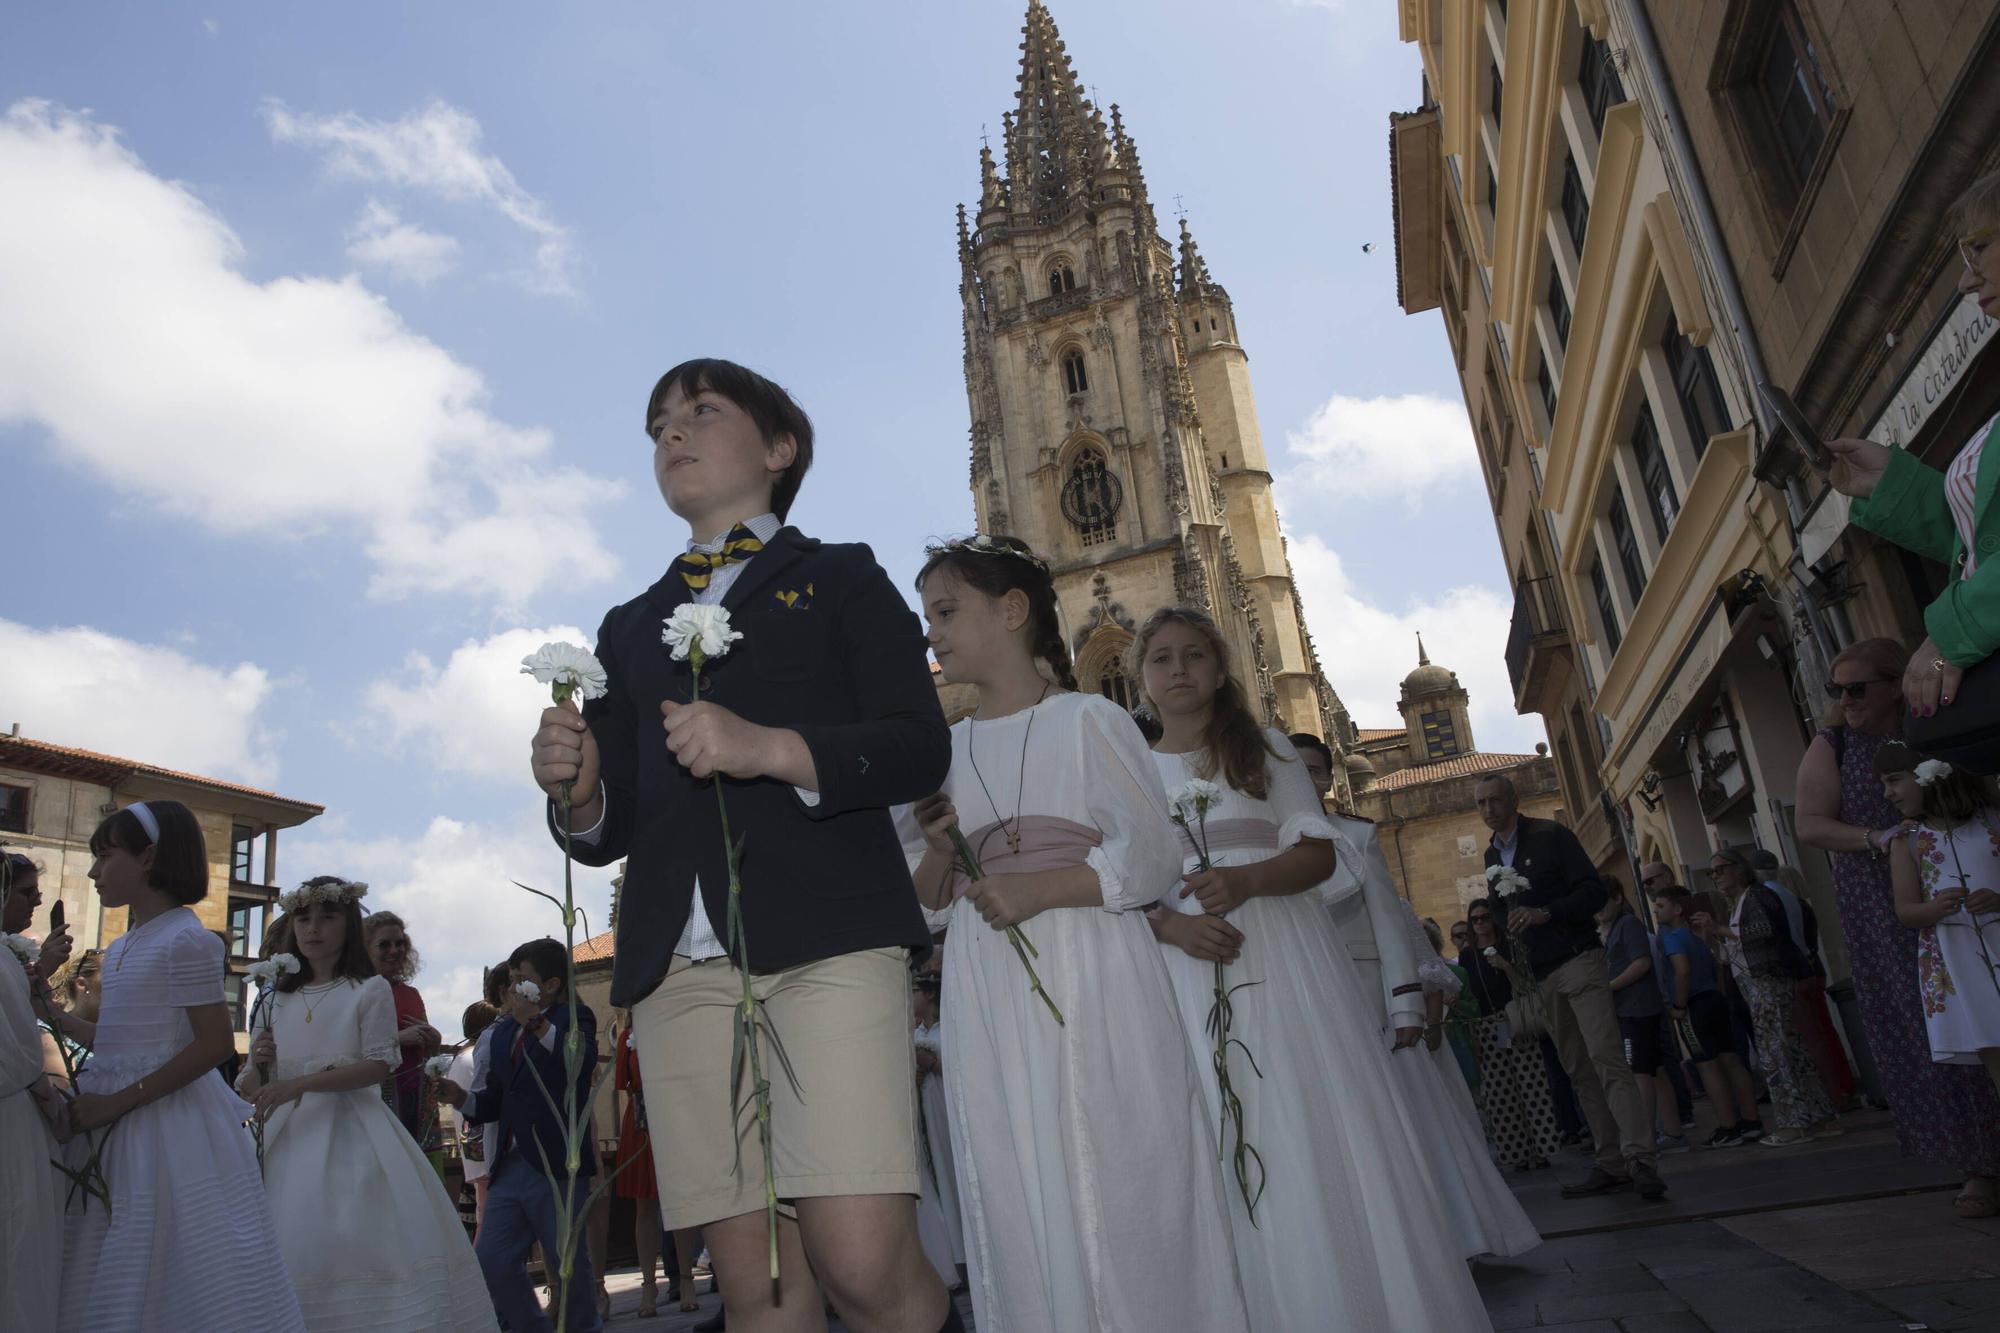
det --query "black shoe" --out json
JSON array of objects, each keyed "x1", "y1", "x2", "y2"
[
  {"x1": 1560, "y1": 1167, "x2": 1633, "y2": 1198},
  {"x1": 1735, "y1": 1121, "x2": 1766, "y2": 1142},
  {"x1": 1705, "y1": 1125, "x2": 1745, "y2": 1148},
  {"x1": 693, "y1": 1307, "x2": 726, "y2": 1333},
  {"x1": 1631, "y1": 1161, "x2": 1668, "y2": 1200}
]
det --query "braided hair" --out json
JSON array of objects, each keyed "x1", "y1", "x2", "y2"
[{"x1": 915, "y1": 535, "x2": 1078, "y2": 691}]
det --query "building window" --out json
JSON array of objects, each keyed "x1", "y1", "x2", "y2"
[
  {"x1": 1666, "y1": 329, "x2": 1729, "y2": 459},
  {"x1": 231, "y1": 824, "x2": 256, "y2": 884},
  {"x1": 1049, "y1": 263, "x2": 1077, "y2": 295},
  {"x1": 227, "y1": 976, "x2": 250, "y2": 1032},
  {"x1": 1591, "y1": 559, "x2": 1623, "y2": 656},
  {"x1": 1579, "y1": 32, "x2": 1624, "y2": 137},
  {"x1": 1100, "y1": 669, "x2": 1136, "y2": 712},
  {"x1": 1631, "y1": 403, "x2": 1679, "y2": 542},
  {"x1": 1061, "y1": 349, "x2": 1089, "y2": 395},
  {"x1": 0, "y1": 783, "x2": 27, "y2": 834},
  {"x1": 1546, "y1": 265, "x2": 1571, "y2": 350},
  {"x1": 1483, "y1": 160, "x2": 1499, "y2": 218},
  {"x1": 1609, "y1": 486, "x2": 1648, "y2": 604},
  {"x1": 1537, "y1": 356, "x2": 1557, "y2": 423},
  {"x1": 1421, "y1": 710, "x2": 1460, "y2": 760},
  {"x1": 1061, "y1": 446, "x2": 1123, "y2": 547},
  {"x1": 1489, "y1": 60, "x2": 1504, "y2": 126},
  {"x1": 1757, "y1": 4, "x2": 1837, "y2": 189},
  {"x1": 227, "y1": 900, "x2": 256, "y2": 959},
  {"x1": 1560, "y1": 153, "x2": 1590, "y2": 256}
]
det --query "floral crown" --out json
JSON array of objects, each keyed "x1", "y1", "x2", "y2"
[
  {"x1": 279, "y1": 877, "x2": 369, "y2": 914},
  {"x1": 923, "y1": 533, "x2": 1051, "y2": 577},
  {"x1": 1914, "y1": 758, "x2": 1954, "y2": 787}
]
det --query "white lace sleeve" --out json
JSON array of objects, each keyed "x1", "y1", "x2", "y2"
[
  {"x1": 357, "y1": 976, "x2": 402, "y2": 1068},
  {"x1": 1077, "y1": 697, "x2": 1184, "y2": 911}
]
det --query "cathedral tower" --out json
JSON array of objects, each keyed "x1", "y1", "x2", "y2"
[{"x1": 957, "y1": 0, "x2": 1353, "y2": 795}]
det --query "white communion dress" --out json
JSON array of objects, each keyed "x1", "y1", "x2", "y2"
[
  {"x1": 60, "y1": 906, "x2": 305, "y2": 1333},
  {"x1": 929, "y1": 691, "x2": 1250, "y2": 1333},
  {"x1": 247, "y1": 973, "x2": 496, "y2": 1332},
  {"x1": 912, "y1": 1019, "x2": 965, "y2": 1285},
  {"x1": 1151, "y1": 735, "x2": 1496, "y2": 1332},
  {"x1": 2, "y1": 943, "x2": 62, "y2": 1327}
]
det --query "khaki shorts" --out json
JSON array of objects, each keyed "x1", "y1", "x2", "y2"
[{"x1": 632, "y1": 946, "x2": 920, "y2": 1230}]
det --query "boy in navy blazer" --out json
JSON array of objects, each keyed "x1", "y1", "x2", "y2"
[
  {"x1": 440, "y1": 938, "x2": 602, "y2": 1333},
  {"x1": 529, "y1": 359, "x2": 962, "y2": 1333}
]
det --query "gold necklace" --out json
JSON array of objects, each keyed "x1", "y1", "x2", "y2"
[{"x1": 297, "y1": 980, "x2": 342, "y2": 1024}]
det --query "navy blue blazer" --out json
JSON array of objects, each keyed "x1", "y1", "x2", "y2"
[
  {"x1": 462, "y1": 1000, "x2": 599, "y2": 1181},
  {"x1": 553, "y1": 527, "x2": 948, "y2": 1006}
]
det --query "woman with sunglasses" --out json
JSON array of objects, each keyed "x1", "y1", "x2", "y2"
[
  {"x1": 1820, "y1": 167, "x2": 2000, "y2": 721},
  {"x1": 1796, "y1": 638, "x2": 2000, "y2": 1215},
  {"x1": 1456, "y1": 903, "x2": 1563, "y2": 1172}
]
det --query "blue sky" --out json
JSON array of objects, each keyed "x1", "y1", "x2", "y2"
[{"x1": 0, "y1": 0, "x2": 1543, "y2": 1019}]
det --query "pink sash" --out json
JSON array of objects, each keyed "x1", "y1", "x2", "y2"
[
  {"x1": 950, "y1": 815, "x2": 1102, "y2": 899},
  {"x1": 1175, "y1": 816, "x2": 1280, "y2": 862}
]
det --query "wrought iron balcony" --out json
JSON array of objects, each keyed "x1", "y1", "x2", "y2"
[{"x1": 1505, "y1": 575, "x2": 1572, "y2": 712}]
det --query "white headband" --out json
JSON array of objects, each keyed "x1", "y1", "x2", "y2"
[{"x1": 127, "y1": 802, "x2": 160, "y2": 844}]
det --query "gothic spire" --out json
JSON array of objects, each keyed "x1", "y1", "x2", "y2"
[
  {"x1": 1009, "y1": 0, "x2": 1098, "y2": 223},
  {"x1": 1417, "y1": 632, "x2": 1430, "y2": 665},
  {"x1": 1177, "y1": 215, "x2": 1213, "y2": 293}
]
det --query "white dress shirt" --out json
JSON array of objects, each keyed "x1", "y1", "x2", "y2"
[{"x1": 570, "y1": 512, "x2": 816, "y2": 961}]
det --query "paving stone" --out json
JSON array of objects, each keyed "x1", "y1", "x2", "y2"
[
  {"x1": 1617, "y1": 1312, "x2": 1711, "y2": 1333},
  {"x1": 1863, "y1": 1277, "x2": 2000, "y2": 1331},
  {"x1": 1661, "y1": 1266, "x2": 1903, "y2": 1331},
  {"x1": 1540, "y1": 1285, "x2": 1689, "y2": 1324}
]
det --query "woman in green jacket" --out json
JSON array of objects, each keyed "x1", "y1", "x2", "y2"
[{"x1": 1824, "y1": 170, "x2": 2000, "y2": 717}]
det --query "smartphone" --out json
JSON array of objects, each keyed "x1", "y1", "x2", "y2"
[
  {"x1": 48, "y1": 899, "x2": 65, "y2": 933},
  {"x1": 1757, "y1": 381, "x2": 1830, "y2": 467}
]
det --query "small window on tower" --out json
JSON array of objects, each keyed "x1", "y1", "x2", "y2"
[
  {"x1": 1062, "y1": 350, "x2": 1089, "y2": 395},
  {"x1": 1420, "y1": 710, "x2": 1460, "y2": 759},
  {"x1": 1048, "y1": 264, "x2": 1077, "y2": 295},
  {"x1": 1099, "y1": 669, "x2": 1135, "y2": 711}
]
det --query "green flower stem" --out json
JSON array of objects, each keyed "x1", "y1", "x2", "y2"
[
  {"x1": 946, "y1": 825, "x2": 1064, "y2": 1026},
  {"x1": 693, "y1": 648, "x2": 788, "y2": 1282}
]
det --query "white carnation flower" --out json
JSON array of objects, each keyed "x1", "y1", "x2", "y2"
[
  {"x1": 521, "y1": 642, "x2": 609, "y2": 703},
  {"x1": 513, "y1": 979, "x2": 543, "y2": 1005},
  {"x1": 1167, "y1": 778, "x2": 1223, "y2": 821},
  {"x1": 424, "y1": 1054, "x2": 456, "y2": 1078},
  {"x1": 245, "y1": 952, "x2": 302, "y2": 983},
  {"x1": 1914, "y1": 758, "x2": 1954, "y2": 787},
  {"x1": 3, "y1": 934, "x2": 39, "y2": 967},
  {"x1": 662, "y1": 604, "x2": 744, "y2": 663}
]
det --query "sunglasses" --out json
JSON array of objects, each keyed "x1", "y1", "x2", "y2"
[
  {"x1": 1962, "y1": 223, "x2": 1995, "y2": 272},
  {"x1": 1823, "y1": 676, "x2": 1895, "y2": 699}
]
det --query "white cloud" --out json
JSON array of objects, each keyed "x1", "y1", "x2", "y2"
[
  {"x1": 0, "y1": 618, "x2": 281, "y2": 788},
  {"x1": 1286, "y1": 533, "x2": 1548, "y2": 755},
  {"x1": 264, "y1": 99, "x2": 577, "y2": 297},
  {"x1": 1282, "y1": 392, "x2": 1478, "y2": 505},
  {"x1": 202, "y1": 18, "x2": 219, "y2": 36},
  {"x1": 359, "y1": 625, "x2": 594, "y2": 784},
  {"x1": 347, "y1": 198, "x2": 460, "y2": 285},
  {"x1": 0, "y1": 100, "x2": 620, "y2": 608},
  {"x1": 286, "y1": 808, "x2": 615, "y2": 1031}
]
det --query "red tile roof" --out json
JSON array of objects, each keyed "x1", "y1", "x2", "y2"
[
  {"x1": 0, "y1": 732, "x2": 324, "y2": 814},
  {"x1": 1356, "y1": 727, "x2": 1407, "y2": 743},
  {"x1": 1362, "y1": 750, "x2": 1539, "y2": 794},
  {"x1": 572, "y1": 930, "x2": 615, "y2": 964}
]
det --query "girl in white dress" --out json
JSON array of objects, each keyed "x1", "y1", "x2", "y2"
[
  {"x1": 908, "y1": 535, "x2": 1249, "y2": 1333},
  {"x1": 1880, "y1": 748, "x2": 2000, "y2": 1091},
  {"x1": 237, "y1": 877, "x2": 496, "y2": 1332},
  {"x1": 38, "y1": 800, "x2": 304, "y2": 1333},
  {"x1": 1135, "y1": 607, "x2": 1495, "y2": 1331},
  {"x1": 3, "y1": 851, "x2": 65, "y2": 1327}
]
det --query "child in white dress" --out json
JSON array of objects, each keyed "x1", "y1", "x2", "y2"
[
  {"x1": 237, "y1": 877, "x2": 495, "y2": 1331},
  {"x1": 910, "y1": 972, "x2": 964, "y2": 1288},
  {"x1": 907, "y1": 535, "x2": 1249, "y2": 1333},
  {"x1": 39, "y1": 800, "x2": 304, "y2": 1333},
  {"x1": 1135, "y1": 607, "x2": 1496, "y2": 1331},
  {"x1": 1880, "y1": 747, "x2": 2000, "y2": 1093}
]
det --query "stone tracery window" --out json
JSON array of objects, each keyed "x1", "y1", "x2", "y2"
[
  {"x1": 1049, "y1": 261, "x2": 1077, "y2": 294},
  {"x1": 1061, "y1": 349, "x2": 1089, "y2": 395}
]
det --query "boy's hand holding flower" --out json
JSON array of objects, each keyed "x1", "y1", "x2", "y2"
[{"x1": 661, "y1": 699, "x2": 783, "y2": 781}]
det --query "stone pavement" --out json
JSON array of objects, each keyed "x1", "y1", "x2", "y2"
[
  {"x1": 1474, "y1": 1109, "x2": 2000, "y2": 1331},
  {"x1": 579, "y1": 1111, "x2": 1998, "y2": 1331}
]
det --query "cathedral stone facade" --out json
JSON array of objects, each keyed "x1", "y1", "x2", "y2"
[{"x1": 957, "y1": 0, "x2": 1353, "y2": 799}]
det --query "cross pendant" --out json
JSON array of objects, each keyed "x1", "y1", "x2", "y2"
[{"x1": 1007, "y1": 828, "x2": 1022, "y2": 855}]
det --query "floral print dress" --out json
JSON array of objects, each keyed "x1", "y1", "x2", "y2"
[
  {"x1": 1910, "y1": 813, "x2": 2000, "y2": 1063},
  {"x1": 1823, "y1": 726, "x2": 2000, "y2": 1174}
]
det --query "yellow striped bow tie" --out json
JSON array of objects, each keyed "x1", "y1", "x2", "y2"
[{"x1": 672, "y1": 525, "x2": 765, "y2": 591}]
